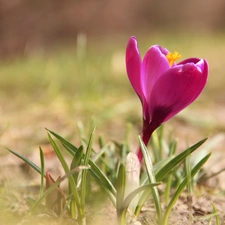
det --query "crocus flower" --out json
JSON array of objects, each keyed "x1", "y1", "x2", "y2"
[{"x1": 126, "y1": 36, "x2": 208, "y2": 162}]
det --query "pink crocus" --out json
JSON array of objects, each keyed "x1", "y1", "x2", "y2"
[{"x1": 126, "y1": 36, "x2": 208, "y2": 162}]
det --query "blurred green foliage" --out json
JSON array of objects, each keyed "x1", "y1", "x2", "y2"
[{"x1": 0, "y1": 32, "x2": 224, "y2": 149}]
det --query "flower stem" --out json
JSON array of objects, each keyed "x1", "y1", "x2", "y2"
[{"x1": 137, "y1": 121, "x2": 159, "y2": 163}]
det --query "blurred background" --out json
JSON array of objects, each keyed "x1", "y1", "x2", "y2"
[
  {"x1": 0, "y1": 0, "x2": 225, "y2": 57},
  {"x1": 0, "y1": 0, "x2": 225, "y2": 153}
]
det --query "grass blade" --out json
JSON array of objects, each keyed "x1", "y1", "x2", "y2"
[
  {"x1": 70, "y1": 146, "x2": 83, "y2": 182},
  {"x1": 92, "y1": 143, "x2": 111, "y2": 162},
  {"x1": 212, "y1": 203, "x2": 220, "y2": 225},
  {"x1": 155, "y1": 138, "x2": 207, "y2": 181},
  {"x1": 139, "y1": 136, "x2": 163, "y2": 225},
  {"x1": 7, "y1": 148, "x2": 44, "y2": 176},
  {"x1": 46, "y1": 128, "x2": 80, "y2": 156},
  {"x1": 119, "y1": 183, "x2": 159, "y2": 225},
  {"x1": 162, "y1": 153, "x2": 211, "y2": 225},
  {"x1": 81, "y1": 127, "x2": 95, "y2": 210},
  {"x1": 89, "y1": 160, "x2": 116, "y2": 204},
  {"x1": 135, "y1": 188, "x2": 152, "y2": 217},
  {"x1": 47, "y1": 133, "x2": 82, "y2": 219},
  {"x1": 123, "y1": 183, "x2": 160, "y2": 213},
  {"x1": 48, "y1": 128, "x2": 117, "y2": 205},
  {"x1": 116, "y1": 163, "x2": 126, "y2": 212},
  {"x1": 39, "y1": 147, "x2": 45, "y2": 197}
]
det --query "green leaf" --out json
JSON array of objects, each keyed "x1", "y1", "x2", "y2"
[
  {"x1": 122, "y1": 183, "x2": 159, "y2": 213},
  {"x1": 25, "y1": 197, "x2": 36, "y2": 207},
  {"x1": 92, "y1": 143, "x2": 111, "y2": 162},
  {"x1": 46, "y1": 128, "x2": 79, "y2": 156},
  {"x1": 193, "y1": 212, "x2": 219, "y2": 221},
  {"x1": 116, "y1": 163, "x2": 126, "y2": 212},
  {"x1": 81, "y1": 127, "x2": 95, "y2": 208},
  {"x1": 89, "y1": 160, "x2": 116, "y2": 205},
  {"x1": 155, "y1": 138, "x2": 207, "y2": 181},
  {"x1": 48, "y1": 128, "x2": 118, "y2": 209},
  {"x1": 120, "y1": 183, "x2": 160, "y2": 225},
  {"x1": 150, "y1": 126, "x2": 164, "y2": 162},
  {"x1": 140, "y1": 157, "x2": 173, "y2": 186},
  {"x1": 48, "y1": 133, "x2": 70, "y2": 174},
  {"x1": 212, "y1": 203, "x2": 220, "y2": 225},
  {"x1": 7, "y1": 148, "x2": 44, "y2": 176},
  {"x1": 168, "y1": 140, "x2": 177, "y2": 156},
  {"x1": 39, "y1": 147, "x2": 45, "y2": 197},
  {"x1": 139, "y1": 136, "x2": 163, "y2": 224},
  {"x1": 98, "y1": 135, "x2": 105, "y2": 149},
  {"x1": 162, "y1": 153, "x2": 211, "y2": 225},
  {"x1": 48, "y1": 128, "x2": 117, "y2": 206},
  {"x1": 135, "y1": 188, "x2": 153, "y2": 217},
  {"x1": 47, "y1": 133, "x2": 83, "y2": 219},
  {"x1": 70, "y1": 146, "x2": 83, "y2": 182}
]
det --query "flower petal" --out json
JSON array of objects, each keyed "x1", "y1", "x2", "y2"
[
  {"x1": 126, "y1": 37, "x2": 144, "y2": 101},
  {"x1": 196, "y1": 59, "x2": 208, "y2": 78},
  {"x1": 148, "y1": 60, "x2": 208, "y2": 124},
  {"x1": 142, "y1": 45, "x2": 170, "y2": 99}
]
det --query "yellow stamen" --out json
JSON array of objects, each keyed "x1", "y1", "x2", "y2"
[{"x1": 166, "y1": 51, "x2": 182, "y2": 66}]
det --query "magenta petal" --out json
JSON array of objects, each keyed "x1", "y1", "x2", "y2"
[
  {"x1": 142, "y1": 45, "x2": 170, "y2": 99},
  {"x1": 178, "y1": 58, "x2": 200, "y2": 65},
  {"x1": 126, "y1": 37, "x2": 144, "y2": 102},
  {"x1": 125, "y1": 37, "x2": 209, "y2": 163},
  {"x1": 148, "y1": 61, "x2": 208, "y2": 123},
  {"x1": 196, "y1": 59, "x2": 208, "y2": 79}
]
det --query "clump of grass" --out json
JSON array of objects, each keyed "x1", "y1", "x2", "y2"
[{"x1": 7, "y1": 124, "x2": 213, "y2": 225}]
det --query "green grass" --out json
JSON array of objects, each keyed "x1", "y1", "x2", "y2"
[
  {"x1": 0, "y1": 32, "x2": 224, "y2": 154},
  {"x1": 1, "y1": 32, "x2": 224, "y2": 101}
]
